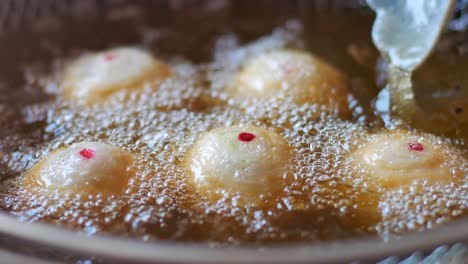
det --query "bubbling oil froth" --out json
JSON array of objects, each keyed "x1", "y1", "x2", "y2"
[{"x1": 0, "y1": 22, "x2": 466, "y2": 244}]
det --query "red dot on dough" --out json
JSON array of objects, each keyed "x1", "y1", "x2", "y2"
[
  {"x1": 79, "y1": 148, "x2": 96, "y2": 160},
  {"x1": 408, "y1": 142, "x2": 424, "y2": 152},
  {"x1": 238, "y1": 132, "x2": 256, "y2": 142},
  {"x1": 281, "y1": 63, "x2": 296, "y2": 74},
  {"x1": 103, "y1": 53, "x2": 116, "y2": 61}
]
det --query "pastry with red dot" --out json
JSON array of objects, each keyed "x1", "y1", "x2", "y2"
[
  {"x1": 186, "y1": 125, "x2": 292, "y2": 205},
  {"x1": 234, "y1": 49, "x2": 350, "y2": 116},
  {"x1": 62, "y1": 47, "x2": 171, "y2": 103},
  {"x1": 22, "y1": 142, "x2": 134, "y2": 195},
  {"x1": 350, "y1": 130, "x2": 464, "y2": 189}
]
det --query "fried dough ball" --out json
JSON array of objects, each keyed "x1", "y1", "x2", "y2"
[
  {"x1": 350, "y1": 130, "x2": 463, "y2": 189},
  {"x1": 234, "y1": 49, "x2": 350, "y2": 116},
  {"x1": 22, "y1": 142, "x2": 134, "y2": 195},
  {"x1": 341, "y1": 130, "x2": 465, "y2": 230},
  {"x1": 186, "y1": 125, "x2": 292, "y2": 206},
  {"x1": 62, "y1": 47, "x2": 171, "y2": 103}
]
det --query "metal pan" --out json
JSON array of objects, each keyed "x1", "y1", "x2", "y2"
[{"x1": 0, "y1": 1, "x2": 466, "y2": 263}]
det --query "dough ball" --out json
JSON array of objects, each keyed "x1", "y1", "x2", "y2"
[
  {"x1": 186, "y1": 125, "x2": 292, "y2": 205},
  {"x1": 350, "y1": 130, "x2": 462, "y2": 189},
  {"x1": 62, "y1": 47, "x2": 171, "y2": 103},
  {"x1": 23, "y1": 142, "x2": 134, "y2": 195},
  {"x1": 235, "y1": 49, "x2": 350, "y2": 116}
]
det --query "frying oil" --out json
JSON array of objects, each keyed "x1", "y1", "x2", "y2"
[{"x1": 0, "y1": 4, "x2": 466, "y2": 245}]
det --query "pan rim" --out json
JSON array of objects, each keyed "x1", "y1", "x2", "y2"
[{"x1": 0, "y1": 212, "x2": 466, "y2": 263}]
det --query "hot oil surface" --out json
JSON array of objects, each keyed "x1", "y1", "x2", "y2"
[{"x1": 0, "y1": 4, "x2": 466, "y2": 244}]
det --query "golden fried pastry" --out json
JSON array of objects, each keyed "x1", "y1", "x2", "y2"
[
  {"x1": 22, "y1": 142, "x2": 134, "y2": 195},
  {"x1": 62, "y1": 47, "x2": 171, "y2": 103},
  {"x1": 186, "y1": 125, "x2": 292, "y2": 206},
  {"x1": 234, "y1": 49, "x2": 350, "y2": 116},
  {"x1": 350, "y1": 130, "x2": 463, "y2": 189}
]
